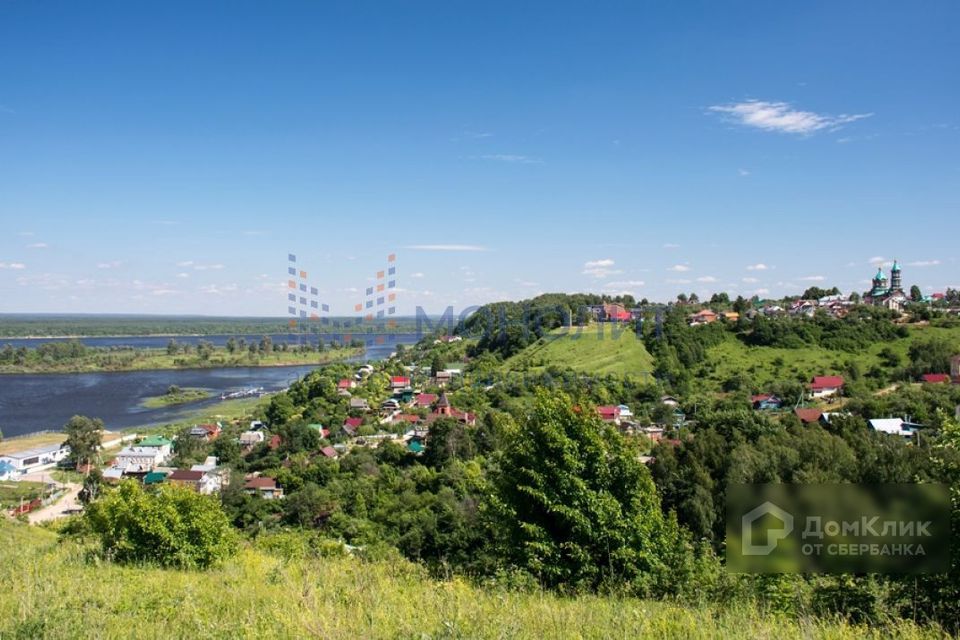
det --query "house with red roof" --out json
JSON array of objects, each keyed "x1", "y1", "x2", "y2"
[
  {"x1": 794, "y1": 408, "x2": 825, "y2": 424},
  {"x1": 320, "y1": 446, "x2": 339, "y2": 459},
  {"x1": 414, "y1": 393, "x2": 438, "y2": 408},
  {"x1": 343, "y1": 417, "x2": 363, "y2": 437},
  {"x1": 596, "y1": 405, "x2": 621, "y2": 425},
  {"x1": 390, "y1": 376, "x2": 411, "y2": 390},
  {"x1": 920, "y1": 373, "x2": 951, "y2": 384},
  {"x1": 243, "y1": 476, "x2": 283, "y2": 499},
  {"x1": 188, "y1": 423, "x2": 222, "y2": 441},
  {"x1": 599, "y1": 303, "x2": 631, "y2": 323},
  {"x1": 428, "y1": 393, "x2": 476, "y2": 426},
  {"x1": 688, "y1": 309, "x2": 718, "y2": 326},
  {"x1": 809, "y1": 376, "x2": 844, "y2": 399},
  {"x1": 338, "y1": 378, "x2": 356, "y2": 390}
]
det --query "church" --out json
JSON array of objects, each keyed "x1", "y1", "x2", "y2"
[{"x1": 863, "y1": 260, "x2": 908, "y2": 310}]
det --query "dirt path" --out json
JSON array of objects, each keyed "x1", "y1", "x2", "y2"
[{"x1": 28, "y1": 482, "x2": 82, "y2": 524}]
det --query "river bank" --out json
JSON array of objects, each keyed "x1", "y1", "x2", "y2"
[{"x1": 0, "y1": 346, "x2": 364, "y2": 375}]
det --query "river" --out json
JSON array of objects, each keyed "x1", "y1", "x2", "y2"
[{"x1": 0, "y1": 333, "x2": 419, "y2": 438}]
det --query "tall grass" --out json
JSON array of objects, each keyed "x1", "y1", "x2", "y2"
[{"x1": 0, "y1": 522, "x2": 945, "y2": 640}]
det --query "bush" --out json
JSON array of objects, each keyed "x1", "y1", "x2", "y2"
[{"x1": 84, "y1": 481, "x2": 237, "y2": 569}]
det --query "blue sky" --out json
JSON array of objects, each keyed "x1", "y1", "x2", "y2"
[{"x1": 0, "y1": 0, "x2": 957, "y2": 316}]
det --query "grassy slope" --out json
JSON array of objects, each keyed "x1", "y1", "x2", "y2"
[
  {"x1": 503, "y1": 324, "x2": 654, "y2": 377},
  {"x1": 693, "y1": 324, "x2": 960, "y2": 394},
  {"x1": 0, "y1": 523, "x2": 940, "y2": 640}
]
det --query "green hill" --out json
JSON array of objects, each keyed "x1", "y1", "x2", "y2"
[
  {"x1": 0, "y1": 522, "x2": 937, "y2": 639},
  {"x1": 693, "y1": 324, "x2": 960, "y2": 394},
  {"x1": 502, "y1": 324, "x2": 654, "y2": 377}
]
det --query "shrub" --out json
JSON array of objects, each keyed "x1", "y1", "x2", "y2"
[{"x1": 84, "y1": 481, "x2": 237, "y2": 569}]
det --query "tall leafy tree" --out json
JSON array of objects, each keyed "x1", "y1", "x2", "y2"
[
  {"x1": 63, "y1": 415, "x2": 104, "y2": 470},
  {"x1": 490, "y1": 391, "x2": 684, "y2": 595}
]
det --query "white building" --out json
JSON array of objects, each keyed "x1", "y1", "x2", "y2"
[
  {"x1": 869, "y1": 418, "x2": 921, "y2": 439},
  {"x1": 114, "y1": 446, "x2": 166, "y2": 473},
  {"x1": 0, "y1": 443, "x2": 71, "y2": 477}
]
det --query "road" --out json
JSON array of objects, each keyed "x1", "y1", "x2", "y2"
[{"x1": 19, "y1": 471, "x2": 83, "y2": 524}]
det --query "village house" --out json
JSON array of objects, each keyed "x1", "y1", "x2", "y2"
[
  {"x1": 428, "y1": 392, "x2": 476, "y2": 426},
  {"x1": 414, "y1": 393, "x2": 438, "y2": 408},
  {"x1": 113, "y1": 446, "x2": 166, "y2": 474},
  {"x1": 0, "y1": 443, "x2": 71, "y2": 479},
  {"x1": 432, "y1": 370, "x2": 453, "y2": 388},
  {"x1": 688, "y1": 309, "x2": 718, "y2": 326},
  {"x1": 320, "y1": 446, "x2": 338, "y2": 459},
  {"x1": 598, "y1": 303, "x2": 631, "y2": 322},
  {"x1": 596, "y1": 405, "x2": 621, "y2": 425},
  {"x1": 751, "y1": 394, "x2": 783, "y2": 411},
  {"x1": 137, "y1": 435, "x2": 173, "y2": 462},
  {"x1": 337, "y1": 378, "x2": 357, "y2": 391},
  {"x1": 167, "y1": 469, "x2": 221, "y2": 495},
  {"x1": 952, "y1": 355, "x2": 960, "y2": 382},
  {"x1": 920, "y1": 373, "x2": 951, "y2": 384},
  {"x1": 794, "y1": 408, "x2": 825, "y2": 424},
  {"x1": 721, "y1": 311, "x2": 740, "y2": 322},
  {"x1": 869, "y1": 418, "x2": 923, "y2": 439},
  {"x1": 349, "y1": 397, "x2": 371, "y2": 412},
  {"x1": 390, "y1": 376, "x2": 411, "y2": 390},
  {"x1": 809, "y1": 376, "x2": 844, "y2": 399},
  {"x1": 641, "y1": 426, "x2": 665, "y2": 443},
  {"x1": 343, "y1": 417, "x2": 363, "y2": 437},
  {"x1": 188, "y1": 422, "x2": 222, "y2": 441},
  {"x1": 239, "y1": 430, "x2": 265, "y2": 451},
  {"x1": 244, "y1": 476, "x2": 283, "y2": 499}
]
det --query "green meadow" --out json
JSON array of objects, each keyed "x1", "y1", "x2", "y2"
[
  {"x1": 503, "y1": 324, "x2": 655, "y2": 377},
  {"x1": 0, "y1": 521, "x2": 943, "y2": 640}
]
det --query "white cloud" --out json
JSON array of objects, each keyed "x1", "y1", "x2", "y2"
[
  {"x1": 667, "y1": 278, "x2": 692, "y2": 285},
  {"x1": 754, "y1": 288, "x2": 771, "y2": 296},
  {"x1": 742, "y1": 277, "x2": 759, "y2": 283},
  {"x1": 583, "y1": 259, "x2": 621, "y2": 278},
  {"x1": 738, "y1": 168, "x2": 751, "y2": 177},
  {"x1": 746, "y1": 263, "x2": 769, "y2": 271},
  {"x1": 176, "y1": 272, "x2": 190, "y2": 279},
  {"x1": 97, "y1": 261, "x2": 122, "y2": 269},
  {"x1": 0, "y1": 262, "x2": 27, "y2": 270},
  {"x1": 798, "y1": 275, "x2": 826, "y2": 282},
  {"x1": 151, "y1": 289, "x2": 180, "y2": 296},
  {"x1": 403, "y1": 244, "x2": 488, "y2": 252},
  {"x1": 868, "y1": 256, "x2": 893, "y2": 267},
  {"x1": 907, "y1": 260, "x2": 941, "y2": 267},
  {"x1": 696, "y1": 276, "x2": 717, "y2": 283},
  {"x1": 17, "y1": 231, "x2": 34, "y2": 237},
  {"x1": 479, "y1": 154, "x2": 542, "y2": 164},
  {"x1": 708, "y1": 100, "x2": 872, "y2": 135},
  {"x1": 667, "y1": 264, "x2": 691, "y2": 272},
  {"x1": 409, "y1": 272, "x2": 425, "y2": 278},
  {"x1": 192, "y1": 263, "x2": 224, "y2": 271},
  {"x1": 176, "y1": 260, "x2": 194, "y2": 267},
  {"x1": 605, "y1": 280, "x2": 645, "y2": 288},
  {"x1": 662, "y1": 243, "x2": 680, "y2": 249},
  {"x1": 26, "y1": 242, "x2": 48, "y2": 249}
]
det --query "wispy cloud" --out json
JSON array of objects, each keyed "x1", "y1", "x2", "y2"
[
  {"x1": 583, "y1": 259, "x2": 622, "y2": 278},
  {"x1": 176, "y1": 260, "x2": 224, "y2": 270},
  {"x1": 479, "y1": 154, "x2": 543, "y2": 164},
  {"x1": 404, "y1": 244, "x2": 488, "y2": 252},
  {"x1": 409, "y1": 272, "x2": 425, "y2": 278},
  {"x1": 746, "y1": 263, "x2": 769, "y2": 271},
  {"x1": 97, "y1": 261, "x2": 123, "y2": 269},
  {"x1": 798, "y1": 275, "x2": 826, "y2": 282},
  {"x1": 26, "y1": 242, "x2": 48, "y2": 249},
  {"x1": 667, "y1": 278, "x2": 692, "y2": 285},
  {"x1": 907, "y1": 259, "x2": 941, "y2": 267},
  {"x1": 738, "y1": 168, "x2": 751, "y2": 177},
  {"x1": 708, "y1": 99, "x2": 872, "y2": 135},
  {"x1": 605, "y1": 280, "x2": 645, "y2": 288},
  {"x1": 742, "y1": 277, "x2": 759, "y2": 284},
  {"x1": 662, "y1": 243, "x2": 680, "y2": 249},
  {"x1": 0, "y1": 262, "x2": 27, "y2": 270},
  {"x1": 667, "y1": 264, "x2": 691, "y2": 272},
  {"x1": 696, "y1": 276, "x2": 717, "y2": 283}
]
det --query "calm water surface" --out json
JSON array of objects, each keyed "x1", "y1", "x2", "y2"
[{"x1": 0, "y1": 334, "x2": 418, "y2": 438}]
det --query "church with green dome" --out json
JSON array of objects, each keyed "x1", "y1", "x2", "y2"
[{"x1": 864, "y1": 260, "x2": 907, "y2": 310}]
